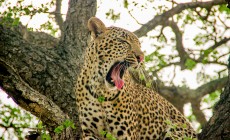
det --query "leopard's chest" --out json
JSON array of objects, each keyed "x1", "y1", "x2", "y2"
[{"x1": 77, "y1": 87, "x2": 140, "y2": 139}]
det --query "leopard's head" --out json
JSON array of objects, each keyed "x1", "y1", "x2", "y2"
[{"x1": 87, "y1": 17, "x2": 144, "y2": 90}]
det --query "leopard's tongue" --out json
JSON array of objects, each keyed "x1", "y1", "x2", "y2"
[{"x1": 111, "y1": 64, "x2": 124, "y2": 90}]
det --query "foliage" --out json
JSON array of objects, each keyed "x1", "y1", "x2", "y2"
[
  {"x1": 36, "y1": 121, "x2": 51, "y2": 140},
  {"x1": 219, "y1": 4, "x2": 230, "y2": 14},
  {"x1": 0, "y1": 95, "x2": 72, "y2": 140},
  {"x1": 54, "y1": 119, "x2": 76, "y2": 134},
  {"x1": 202, "y1": 90, "x2": 221, "y2": 107},
  {"x1": 0, "y1": 0, "x2": 229, "y2": 139},
  {"x1": 105, "y1": 9, "x2": 120, "y2": 21},
  {"x1": 0, "y1": 97, "x2": 38, "y2": 140},
  {"x1": 0, "y1": 0, "x2": 58, "y2": 36},
  {"x1": 100, "y1": 131, "x2": 117, "y2": 140},
  {"x1": 185, "y1": 59, "x2": 197, "y2": 70},
  {"x1": 164, "y1": 120, "x2": 197, "y2": 140},
  {"x1": 98, "y1": 96, "x2": 105, "y2": 103}
]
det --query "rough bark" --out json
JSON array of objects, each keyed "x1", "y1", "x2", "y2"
[
  {"x1": 198, "y1": 66, "x2": 230, "y2": 139},
  {"x1": 0, "y1": 0, "x2": 97, "y2": 139},
  {"x1": 0, "y1": 0, "x2": 229, "y2": 139}
]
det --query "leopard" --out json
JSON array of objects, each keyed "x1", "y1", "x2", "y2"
[{"x1": 75, "y1": 17, "x2": 196, "y2": 140}]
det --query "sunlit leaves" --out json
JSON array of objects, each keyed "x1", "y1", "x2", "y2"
[
  {"x1": 202, "y1": 49, "x2": 213, "y2": 57},
  {"x1": 100, "y1": 130, "x2": 117, "y2": 140},
  {"x1": 187, "y1": 113, "x2": 197, "y2": 122},
  {"x1": 54, "y1": 119, "x2": 76, "y2": 134},
  {"x1": 54, "y1": 125, "x2": 64, "y2": 134},
  {"x1": 36, "y1": 121, "x2": 51, "y2": 140},
  {"x1": 0, "y1": 0, "x2": 57, "y2": 35},
  {"x1": 40, "y1": 21, "x2": 58, "y2": 36},
  {"x1": 41, "y1": 133, "x2": 51, "y2": 140},
  {"x1": 193, "y1": 34, "x2": 209, "y2": 46},
  {"x1": 139, "y1": 74, "x2": 145, "y2": 80},
  {"x1": 12, "y1": 17, "x2": 20, "y2": 26},
  {"x1": 106, "y1": 9, "x2": 120, "y2": 21},
  {"x1": 202, "y1": 90, "x2": 221, "y2": 105},
  {"x1": 123, "y1": 0, "x2": 128, "y2": 8},
  {"x1": 185, "y1": 59, "x2": 197, "y2": 70},
  {"x1": 219, "y1": 4, "x2": 230, "y2": 14},
  {"x1": 146, "y1": 82, "x2": 152, "y2": 88},
  {"x1": 0, "y1": 100, "x2": 37, "y2": 139}
]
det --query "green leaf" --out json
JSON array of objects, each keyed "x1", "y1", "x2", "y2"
[
  {"x1": 219, "y1": 4, "x2": 230, "y2": 14},
  {"x1": 139, "y1": 74, "x2": 145, "y2": 80},
  {"x1": 187, "y1": 114, "x2": 196, "y2": 122},
  {"x1": 24, "y1": 7, "x2": 30, "y2": 15},
  {"x1": 124, "y1": 0, "x2": 128, "y2": 8},
  {"x1": 37, "y1": 121, "x2": 44, "y2": 129},
  {"x1": 111, "y1": 137, "x2": 117, "y2": 140},
  {"x1": 203, "y1": 49, "x2": 213, "y2": 57},
  {"x1": 210, "y1": 90, "x2": 220, "y2": 101},
  {"x1": 54, "y1": 125, "x2": 64, "y2": 134},
  {"x1": 63, "y1": 119, "x2": 76, "y2": 129},
  {"x1": 98, "y1": 96, "x2": 105, "y2": 103},
  {"x1": 202, "y1": 58, "x2": 208, "y2": 64},
  {"x1": 106, "y1": 133, "x2": 113, "y2": 139},
  {"x1": 41, "y1": 133, "x2": 51, "y2": 140},
  {"x1": 100, "y1": 130, "x2": 107, "y2": 136},
  {"x1": 7, "y1": 12, "x2": 13, "y2": 18},
  {"x1": 182, "y1": 124, "x2": 187, "y2": 128},
  {"x1": 144, "y1": 55, "x2": 152, "y2": 62},
  {"x1": 12, "y1": 18, "x2": 20, "y2": 26},
  {"x1": 165, "y1": 120, "x2": 172, "y2": 125},
  {"x1": 186, "y1": 15, "x2": 192, "y2": 21},
  {"x1": 158, "y1": 59, "x2": 167, "y2": 67},
  {"x1": 63, "y1": 120, "x2": 71, "y2": 127},
  {"x1": 146, "y1": 82, "x2": 151, "y2": 88},
  {"x1": 185, "y1": 59, "x2": 196, "y2": 70}
]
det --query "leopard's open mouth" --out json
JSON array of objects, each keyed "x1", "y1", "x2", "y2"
[{"x1": 106, "y1": 61, "x2": 130, "y2": 90}]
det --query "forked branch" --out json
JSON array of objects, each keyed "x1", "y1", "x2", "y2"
[{"x1": 134, "y1": 0, "x2": 226, "y2": 37}]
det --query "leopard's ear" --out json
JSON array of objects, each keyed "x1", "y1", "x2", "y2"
[{"x1": 88, "y1": 17, "x2": 106, "y2": 39}]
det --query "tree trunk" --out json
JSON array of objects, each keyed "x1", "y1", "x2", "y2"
[
  {"x1": 0, "y1": 0, "x2": 229, "y2": 139},
  {"x1": 0, "y1": 0, "x2": 97, "y2": 139},
  {"x1": 198, "y1": 64, "x2": 230, "y2": 139}
]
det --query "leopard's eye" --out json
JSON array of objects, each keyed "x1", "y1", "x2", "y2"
[
  {"x1": 117, "y1": 38, "x2": 131, "y2": 50},
  {"x1": 117, "y1": 38, "x2": 124, "y2": 42}
]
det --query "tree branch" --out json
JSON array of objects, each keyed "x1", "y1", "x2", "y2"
[
  {"x1": 0, "y1": 60, "x2": 68, "y2": 127},
  {"x1": 197, "y1": 38, "x2": 230, "y2": 61},
  {"x1": 54, "y1": 0, "x2": 64, "y2": 35},
  {"x1": 9, "y1": 22, "x2": 59, "y2": 47},
  {"x1": 59, "y1": 0, "x2": 97, "y2": 79},
  {"x1": 0, "y1": 0, "x2": 97, "y2": 139},
  {"x1": 198, "y1": 68, "x2": 230, "y2": 139},
  {"x1": 194, "y1": 77, "x2": 228, "y2": 99},
  {"x1": 134, "y1": 0, "x2": 226, "y2": 37},
  {"x1": 191, "y1": 100, "x2": 207, "y2": 126},
  {"x1": 151, "y1": 62, "x2": 180, "y2": 75},
  {"x1": 165, "y1": 20, "x2": 188, "y2": 69},
  {"x1": 158, "y1": 76, "x2": 228, "y2": 126},
  {"x1": 0, "y1": 23, "x2": 79, "y2": 139}
]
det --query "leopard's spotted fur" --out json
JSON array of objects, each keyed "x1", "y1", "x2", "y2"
[{"x1": 75, "y1": 17, "x2": 196, "y2": 140}]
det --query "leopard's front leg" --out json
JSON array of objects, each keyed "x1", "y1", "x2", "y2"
[
  {"x1": 82, "y1": 136, "x2": 100, "y2": 140},
  {"x1": 81, "y1": 129, "x2": 100, "y2": 140}
]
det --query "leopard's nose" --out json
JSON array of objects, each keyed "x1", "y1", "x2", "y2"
[{"x1": 136, "y1": 55, "x2": 144, "y2": 63}]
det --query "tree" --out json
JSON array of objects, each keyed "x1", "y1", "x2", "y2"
[
  {"x1": 0, "y1": 0, "x2": 229, "y2": 139},
  {"x1": 198, "y1": 62, "x2": 230, "y2": 140}
]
